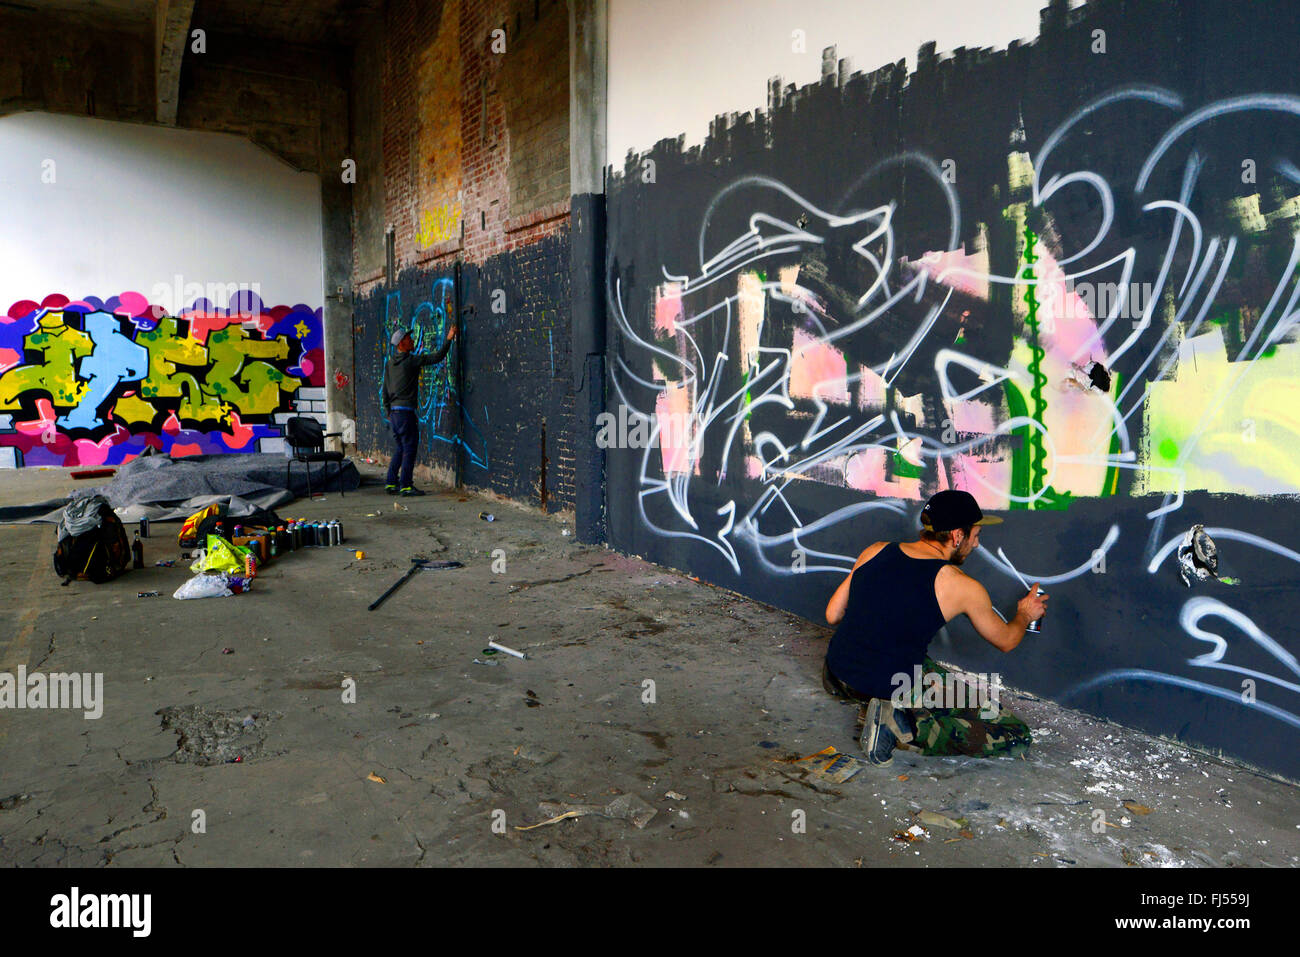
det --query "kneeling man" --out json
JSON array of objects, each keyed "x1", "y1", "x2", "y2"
[{"x1": 823, "y1": 490, "x2": 1047, "y2": 766}]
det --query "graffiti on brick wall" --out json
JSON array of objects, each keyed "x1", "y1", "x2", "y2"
[
  {"x1": 417, "y1": 205, "x2": 461, "y2": 248},
  {"x1": 374, "y1": 276, "x2": 487, "y2": 470},
  {"x1": 0, "y1": 291, "x2": 324, "y2": 467}
]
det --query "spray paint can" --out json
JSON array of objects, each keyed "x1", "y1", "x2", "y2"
[
  {"x1": 332, "y1": 521, "x2": 341, "y2": 546},
  {"x1": 335, "y1": 520, "x2": 345, "y2": 545},
  {"x1": 140, "y1": 517, "x2": 150, "y2": 538},
  {"x1": 1027, "y1": 591, "x2": 1047, "y2": 633},
  {"x1": 479, "y1": 512, "x2": 495, "y2": 522}
]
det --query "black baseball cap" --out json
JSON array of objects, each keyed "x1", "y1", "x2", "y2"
[{"x1": 920, "y1": 489, "x2": 1003, "y2": 533}]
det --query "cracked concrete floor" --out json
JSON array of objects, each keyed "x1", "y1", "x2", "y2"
[{"x1": 0, "y1": 463, "x2": 1297, "y2": 867}]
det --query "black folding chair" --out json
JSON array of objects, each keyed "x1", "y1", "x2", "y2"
[{"x1": 285, "y1": 416, "x2": 345, "y2": 499}]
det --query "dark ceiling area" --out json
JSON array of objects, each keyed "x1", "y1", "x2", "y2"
[
  {"x1": 192, "y1": 0, "x2": 382, "y2": 47},
  {"x1": 0, "y1": 0, "x2": 382, "y2": 46}
]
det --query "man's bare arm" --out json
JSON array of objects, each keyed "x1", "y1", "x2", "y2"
[
  {"x1": 952, "y1": 573, "x2": 1046, "y2": 652},
  {"x1": 825, "y1": 542, "x2": 887, "y2": 625}
]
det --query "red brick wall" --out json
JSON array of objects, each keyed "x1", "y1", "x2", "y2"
[
  {"x1": 353, "y1": 0, "x2": 571, "y2": 290},
  {"x1": 350, "y1": 0, "x2": 577, "y2": 513}
]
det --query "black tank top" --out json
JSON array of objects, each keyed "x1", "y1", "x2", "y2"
[{"x1": 825, "y1": 543, "x2": 949, "y2": 699}]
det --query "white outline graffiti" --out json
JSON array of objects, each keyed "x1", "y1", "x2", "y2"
[{"x1": 609, "y1": 88, "x2": 1300, "y2": 731}]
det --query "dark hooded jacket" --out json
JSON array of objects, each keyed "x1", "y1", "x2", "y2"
[{"x1": 382, "y1": 338, "x2": 453, "y2": 414}]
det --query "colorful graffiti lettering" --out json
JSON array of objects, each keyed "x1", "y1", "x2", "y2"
[{"x1": 0, "y1": 291, "x2": 324, "y2": 467}]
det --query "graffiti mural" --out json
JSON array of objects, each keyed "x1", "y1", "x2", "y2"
[
  {"x1": 0, "y1": 291, "x2": 324, "y2": 467},
  {"x1": 605, "y1": 0, "x2": 1300, "y2": 778},
  {"x1": 354, "y1": 271, "x2": 487, "y2": 477},
  {"x1": 353, "y1": 231, "x2": 576, "y2": 509}
]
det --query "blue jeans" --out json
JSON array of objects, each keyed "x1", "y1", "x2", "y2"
[{"x1": 386, "y1": 408, "x2": 419, "y2": 488}]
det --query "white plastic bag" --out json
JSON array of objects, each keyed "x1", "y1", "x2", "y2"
[{"x1": 173, "y1": 573, "x2": 233, "y2": 600}]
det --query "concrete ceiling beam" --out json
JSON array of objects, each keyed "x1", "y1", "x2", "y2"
[{"x1": 155, "y1": 0, "x2": 196, "y2": 125}]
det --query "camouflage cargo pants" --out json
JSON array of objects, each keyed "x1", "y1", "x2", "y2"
[{"x1": 835, "y1": 657, "x2": 1033, "y2": 758}]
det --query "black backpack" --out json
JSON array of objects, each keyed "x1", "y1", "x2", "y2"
[{"x1": 53, "y1": 495, "x2": 131, "y2": 585}]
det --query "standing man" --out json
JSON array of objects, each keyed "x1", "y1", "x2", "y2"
[
  {"x1": 822, "y1": 489, "x2": 1048, "y2": 766},
  {"x1": 382, "y1": 323, "x2": 457, "y2": 496}
]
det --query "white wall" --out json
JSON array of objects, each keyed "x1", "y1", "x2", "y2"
[
  {"x1": 607, "y1": 0, "x2": 1050, "y2": 165},
  {"x1": 0, "y1": 112, "x2": 324, "y2": 310}
]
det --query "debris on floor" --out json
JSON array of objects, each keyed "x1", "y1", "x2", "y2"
[
  {"x1": 893, "y1": 824, "x2": 929, "y2": 842},
  {"x1": 915, "y1": 810, "x2": 969, "y2": 830},
  {"x1": 516, "y1": 792, "x2": 658, "y2": 831},
  {"x1": 789, "y1": 746, "x2": 869, "y2": 784}
]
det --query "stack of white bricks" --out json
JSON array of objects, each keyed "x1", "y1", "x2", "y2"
[
  {"x1": 0, "y1": 414, "x2": 16, "y2": 467},
  {"x1": 264, "y1": 387, "x2": 329, "y2": 455}
]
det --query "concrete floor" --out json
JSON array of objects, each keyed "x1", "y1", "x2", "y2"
[{"x1": 0, "y1": 462, "x2": 1297, "y2": 867}]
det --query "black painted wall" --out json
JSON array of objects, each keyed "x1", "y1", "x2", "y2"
[
  {"x1": 604, "y1": 0, "x2": 1300, "y2": 779},
  {"x1": 354, "y1": 229, "x2": 577, "y2": 511}
]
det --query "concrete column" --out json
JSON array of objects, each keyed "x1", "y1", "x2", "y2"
[
  {"x1": 569, "y1": 0, "x2": 608, "y2": 543},
  {"x1": 320, "y1": 81, "x2": 356, "y2": 454},
  {"x1": 155, "y1": 0, "x2": 196, "y2": 126}
]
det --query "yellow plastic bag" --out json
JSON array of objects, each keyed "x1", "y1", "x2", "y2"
[{"x1": 191, "y1": 534, "x2": 251, "y2": 575}]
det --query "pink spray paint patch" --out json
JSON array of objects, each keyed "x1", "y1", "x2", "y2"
[
  {"x1": 654, "y1": 283, "x2": 683, "y2": 336},
  {"x1": 789, "y1": 328, "x2": 849, "y2": 404},
  {"x1": 915, "y1": 246, "x2": 991, "y2": 301},
  {"x1": 656, "y1": 384, "x2": 697, "y2": 476},
  {"x1": 115, "y1": 291, "x2": 150, "y2": 317},
  {"x1": 72, "y1": 426, "x2": 130, "y2": 466}
]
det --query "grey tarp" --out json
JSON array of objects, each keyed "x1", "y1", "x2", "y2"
[{"x1": 0, "y1": 453, "x2": 360, "y2": 525}]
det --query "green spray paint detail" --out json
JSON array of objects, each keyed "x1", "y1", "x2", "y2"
[
  {"x1": 1022, "y1": 226, "x2": 1049, "y2": 498},
  {"x1": 1101, "y1": 370, "x2": 1125, "y2": 496},
  {"x1": 1004, "y1": 380, "x2": 1032, "y2": 510},
  {"x1": 1004, "y1": 227, "x2": 1072, "y2": 510},
  {"x1": 892, "y1": 451, "x2": 925, "y2": 479}
]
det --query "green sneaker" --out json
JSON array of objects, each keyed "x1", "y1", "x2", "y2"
[
  {"x1": 384, "y1": 484, "x2": 398, "y2": 494},
  {"x1": 400, "y1": 487, "x2": 426, "y2": 497}
]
